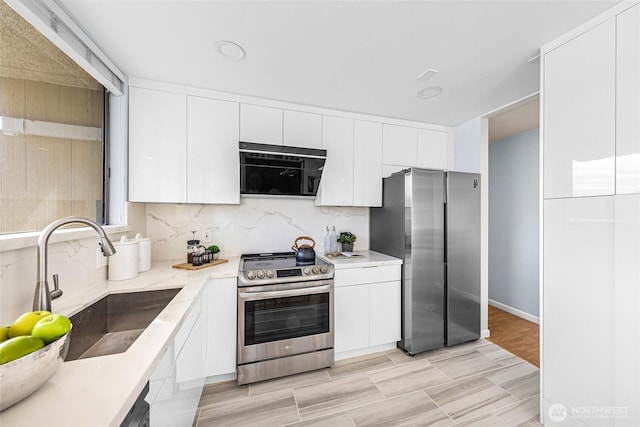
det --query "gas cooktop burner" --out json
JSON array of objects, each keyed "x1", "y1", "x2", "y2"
[{"x1": 238, "y1": 252, "x2": 334, "y2": 287}]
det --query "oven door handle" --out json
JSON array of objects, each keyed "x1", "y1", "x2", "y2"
[{"x1": 239, "y1": 284, "x2": 333, "y2": 299}]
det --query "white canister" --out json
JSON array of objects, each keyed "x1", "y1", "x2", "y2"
[
  {"x1": 108, "y1": 236, "x2": 139, "y2": 281},
  {"x1": 134, "y1": 233, "x2": 151, "y2": 272}
]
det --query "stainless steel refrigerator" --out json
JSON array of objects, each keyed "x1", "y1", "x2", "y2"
[{"x1": 370, "y1": 168, "x2": 481, "y2": 354}]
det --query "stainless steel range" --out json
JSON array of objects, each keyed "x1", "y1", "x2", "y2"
[{"x1": 237, "y1": 252, "x2": 335, "y2": 385}]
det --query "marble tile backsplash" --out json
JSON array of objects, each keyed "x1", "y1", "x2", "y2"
[
  {"x1": 146, "y1": 197, "x2": 369, "y2": 260},
  {"x1": 1, "y1": 198, "x2": 369, "y2": 324},
  {"x1": 0, "y1": 231, "x2": 127, "y2": 324}
]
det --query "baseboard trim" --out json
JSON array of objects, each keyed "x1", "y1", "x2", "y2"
[
  {"x1": 489, "y1": 299, "x2": 540, "y2": 324},
  {"x1": 481, "y1": 328, "x2": 490, "y2": 338}
]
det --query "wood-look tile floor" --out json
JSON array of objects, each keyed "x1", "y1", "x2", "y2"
[
  {"x1": 487, "y1": 306, "x2": 540, "y2": 368},
  {"x1": 194, "y1": 340, "x2": 541, "y2": 426}
]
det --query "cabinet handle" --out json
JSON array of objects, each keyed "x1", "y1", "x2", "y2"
[{"x1": 362, "y1": 265, "x2": 379, "y2": 269}]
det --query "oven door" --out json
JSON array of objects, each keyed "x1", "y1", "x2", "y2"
[{"x1": 238, "y1": 280, "x2": 334, "y2": 365}]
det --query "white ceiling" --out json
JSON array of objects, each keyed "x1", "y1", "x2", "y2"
[{"x1": 59, "y1": 0, "x2": 618, "y2": 127}]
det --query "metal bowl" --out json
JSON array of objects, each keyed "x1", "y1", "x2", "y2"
[{"x1": 0, "y1": 329, "x2": 71, "y2": 411}]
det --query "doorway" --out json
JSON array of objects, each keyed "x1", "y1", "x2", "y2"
[{"x1": 486, "y1": 95, "x2": 540, "y2": 367}]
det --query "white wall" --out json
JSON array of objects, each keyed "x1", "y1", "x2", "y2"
[
  {"x1": 489, "y1": 128, "x2": 539, "y2": 320},
  {"x1": 454, "y1": 118, "x2": 483, "y2": 173},
  {"x1": 453, "y1": 116, "x2": 489, "y2": 337}
]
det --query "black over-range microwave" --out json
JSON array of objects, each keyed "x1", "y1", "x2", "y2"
[{"x1": 239, "y1": 142, "x2": 327, "y2": 197}]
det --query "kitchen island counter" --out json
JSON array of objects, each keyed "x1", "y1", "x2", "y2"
[{"x1": 0, "y1": 258, "x2": 239, "y2": 427}]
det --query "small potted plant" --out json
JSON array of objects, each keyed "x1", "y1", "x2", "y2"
[
  {"x1": 207, "y1": 245, "x2": 221, "y2": 260},
  {"x1": 337, "y1": 232, "x2": 356, "y2": 252}
]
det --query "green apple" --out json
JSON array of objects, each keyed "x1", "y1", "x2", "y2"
[
  {"x1": 0, "y1": 336, "x2": 45, "y2": 365},
  {"x1": 0, "y1": 326, "x2": 8, "y2": 343},
  {"x1": 8, "y1": 311, "x2": 51, "y2": 338},
  {"x1": 31, "y1": 314, "x2": 71, "y2": 344}
]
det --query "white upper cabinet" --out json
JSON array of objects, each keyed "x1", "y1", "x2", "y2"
[
  {"x1": 316, "y1": 117, "x2": 384, "y2": 207},
  {"x1": 240, "y1": 104, "x2": 283, "y2": 145},
  {"x1": 543, "y1": 18, "x2": 616, "y2": 199},
  {"x1": 353, "y1": 120, "x2": 383, "y2": 206},
  {"x1": 129, "y1": 87, "x2": 187, "y2": 203},
  {"x1": 187, "y1": 96, "x2": 240, "y2": 204},
  {"x1": 417, "y1": 129, "x2": 449, "y2": 170},
  {"x1": 284, "y1": 110, "x2": 322, "y2": 148},
  {"x1": 316, "y1": 116, "x2": 354, "y2": 206},
  {"x1": 617, "y1": 5, "x2": 640, "y2": 194},
  {"x1": 382, "y1": 124, "x2": 418, "y2": 167}
]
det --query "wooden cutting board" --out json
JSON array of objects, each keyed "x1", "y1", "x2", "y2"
[{"x1": 172, "y1": 258, "x2": 229, "y2": 270}]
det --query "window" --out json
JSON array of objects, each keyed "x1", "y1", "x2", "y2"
[{"x1": 0, "y1": 2, "x2": 106, "y2": 234}]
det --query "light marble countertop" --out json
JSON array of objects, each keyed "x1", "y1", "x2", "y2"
[
  {"x1": 318, "y1": 250, "x2": 402, "y2": 269},
  {"x1": 0, "y1": 257, "x2": 240, "y2": 427}
]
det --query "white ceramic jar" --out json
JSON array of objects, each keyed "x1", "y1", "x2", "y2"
[
  {"x1": 134, "y1": 233, "x2": 151, "y2": 272},
  {"x1": 108, "y1": 236, "x2": 139, "y2": 281}
]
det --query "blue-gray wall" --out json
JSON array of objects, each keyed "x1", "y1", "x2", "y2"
[{"x1": 489, "y1": 128, "x2": 539, "y2": 318}]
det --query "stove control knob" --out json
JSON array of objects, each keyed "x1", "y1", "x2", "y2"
[
  {"x1": 312, "y1": 266, "x2": 320, "y2": 274},
  {"x1": 266, "y1": 269, "x2": 275, "y2": 278},
  {"x1": 320, "y1": 266, "x2": 328, "y2": 274},
  {"x1": 303, "y1": 266, "x2": 312, "y2": 275},
  {"x1": 257, "y1": 270, "x2": 266, "y2": 279},
  {"x1": 246, "y1": 271, "x2": 256, "y2": 280}
]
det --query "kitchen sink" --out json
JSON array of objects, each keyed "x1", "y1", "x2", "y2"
[{"x1": 65, "y1": 288, "x2": 182, "y2": 361}]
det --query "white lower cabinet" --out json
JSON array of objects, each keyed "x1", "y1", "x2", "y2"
[
  {"x1": 334, "y1": 265, "x2": 401, "y2": 357},
  {"x1": 334, "y1": 284, "x2": 369, "y2": 353},
  {"x1": 613, "y1": 194, "x2": 640, "y2": 426},
  {"x1": 369, "y1": 281, "x2": 401, "y2": 346},
  {"x1": 543, "y1": 197, "x2": 615, "y2": 422},
  {"x1": 147, "y1": 295, "x2": 206, "y2": 427},
  {"x1": 205, "y1": 278, "x2": 237, "y2": 377}
]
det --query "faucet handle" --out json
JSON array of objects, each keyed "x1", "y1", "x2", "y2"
[{"x1": 50, "y1": 273, "x2": 63, "y2": 300}]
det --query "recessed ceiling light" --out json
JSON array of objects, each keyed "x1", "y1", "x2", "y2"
[
  {"x1": 417, "y1": 86, "x2": 442, "y2": 99},
  {"x1": 216, "y1": 40, "x2": 246, "y2": 61},
  {"x1": 417, "y1": 68, "x2": 438, "y2": 81}
]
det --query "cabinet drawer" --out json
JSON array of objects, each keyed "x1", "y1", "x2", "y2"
[{"x1": 335, "y1": 264, "x2": 401, "y2": 286}]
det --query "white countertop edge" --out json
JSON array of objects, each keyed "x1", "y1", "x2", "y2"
[
  {"x1": 0, "y1": 257, "x2": 240, "y2": 427},
  {"x1": 319, "y1": 250, "x2": 402, "y2": 269}
]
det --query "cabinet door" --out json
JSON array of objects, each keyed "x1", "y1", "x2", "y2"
[
  {"x1": 382, "y1": 124, "x2": 417, "y2": 166},
  {"x1": 617, "y1": 5, "x2": 640, "y2": 194},
  {"x1": 334, "y1": 285, "x2": 369, "y2": 353},
  {"x1": 316, "y1": 116, "x2": 354, "y2": 206},
  {"x1": 205, "y1": 278, "x2": 237, "y2": 377},
  {"x1": 543, "y1": 197, "x2": 615, "y2": 414},
  {"x1": 129, "y1": 87, "x2": 187, "y2": 202},
  {"x1": 150, "y1": 297, "x2": 205, "y2": 427},
  {"x1": 187, "y1": 96, "x2": 240, "y2": 204},
  {"x1": 543, "y1": 19, "x2": 616, "y2": 198},
  {"x1": 353, "y1": 120, "x2": 383, "y2": 207},
  {"x1": 240, "y1": 104, "x2": 283, "y2": 145},
  {"x1": 614, "y1": 194, "x2": 640, "y2": 424},
  {"x1": 369, "y1": 281, "x2": 401, "y2": 346},
  {"x1": 417, "y1": 129, "x2": 449, "y2": 170},
  {"x1": 284, "y1": 110, "x2": 322, "y2": 148}
]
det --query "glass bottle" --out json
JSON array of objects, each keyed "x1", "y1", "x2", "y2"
[
  {"x1": 329, "y1": 226, "x2": 337, "y2": 253},
  {"x1": 324, "y1": 226, "x2": 331, "y2": 254}
]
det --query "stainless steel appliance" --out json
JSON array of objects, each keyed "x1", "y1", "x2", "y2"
[
  {"x1": 239, "y1": 142, "x2": 327, "y2": 197},
  {"x1": 237, "y1": 252, "x2": 335, "y2": 385},
  {"x1": 370, "y1": 168, "x2": 481, "y2": 354}
]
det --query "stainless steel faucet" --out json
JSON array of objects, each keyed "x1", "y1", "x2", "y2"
[{"x1": 34, "y1": 216, "x2": 116, "y2": 312}]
